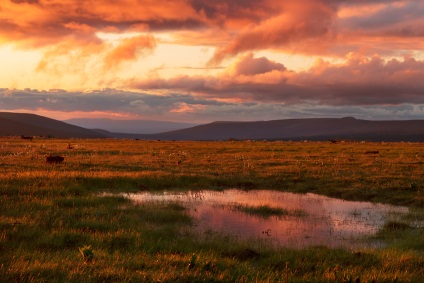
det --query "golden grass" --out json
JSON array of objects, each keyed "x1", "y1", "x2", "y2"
[
  {"x1": 2, "y1": 138, "x2": 423, "y2": 205},
  {"x1": 0, "y1": 138, "x2": 423, "y2": 282}
]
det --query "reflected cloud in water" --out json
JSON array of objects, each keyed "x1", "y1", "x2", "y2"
[{"x1": 125, "y1": 190, "x2": 408, "y2": 248}]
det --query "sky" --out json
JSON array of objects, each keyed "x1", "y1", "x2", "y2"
[{"x1": 1, "y1": 0, "x2": 424, "y2": 123}]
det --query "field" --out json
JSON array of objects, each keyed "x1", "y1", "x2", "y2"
[{"x1": 1, "y1": 138, "x2": 423, "y2": 282}]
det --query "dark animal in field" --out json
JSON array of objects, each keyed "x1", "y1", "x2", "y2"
[
  {"x1": 21, "y1": 135, "x2": 33, "y2": 141},
  {"x1": 46, "y1": 155, "x2": 64, "y2": 164}
]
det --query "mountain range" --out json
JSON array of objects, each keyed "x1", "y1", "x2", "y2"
[
  {"x1": 1, "y1": 112, "x2": 424, "y2": 141},
  {"x1": 64, "y1": 118, "x2": 198, "y2": 134}
]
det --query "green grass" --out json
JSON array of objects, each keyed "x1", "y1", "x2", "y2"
[
  {"x1": 231, "y1": 204, "x2": 307, "y2": 218},
  {"x1": 0, "y1": 138, "x2": 423, "y2": 282}
]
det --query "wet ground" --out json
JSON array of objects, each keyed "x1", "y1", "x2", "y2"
[{"x1": 125, "y1": 189, "x2": 409, "y2": 248}]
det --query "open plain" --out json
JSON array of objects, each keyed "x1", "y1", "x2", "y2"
[{"x1": 1, "y1": 138, "x2": 423, "y2": 282}]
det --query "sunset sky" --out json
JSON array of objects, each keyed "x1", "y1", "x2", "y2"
[{"x1": 1, "y1": 0, "x2": 424, "y2": 123}]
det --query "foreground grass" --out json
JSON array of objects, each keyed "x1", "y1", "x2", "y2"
[{"x1": 0, "y1": 138, "x2": 423, "y2": 282}]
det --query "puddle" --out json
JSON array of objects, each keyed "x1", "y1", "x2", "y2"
[{"x1": 124, "y1": 190, "x2": 409, "y2": 248}]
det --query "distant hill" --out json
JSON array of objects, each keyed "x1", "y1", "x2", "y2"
[
  {"x1": 128, "y1": 117, "x2": 424, "y2": 142},
  {"x1": 64, "y1": 118, "x2": 198, "y2": 134},
  {"x1": 0, "y1": 112, "x2": 105, "y2": 138},
  {"x1": 2, "y1": 113, "x2": 424, "y2": 141}
]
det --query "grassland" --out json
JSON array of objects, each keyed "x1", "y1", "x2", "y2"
[{"x1": 0, "y1": 138, "x2": 423, "y2": 282}]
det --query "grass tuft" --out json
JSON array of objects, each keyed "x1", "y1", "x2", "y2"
[{"x1": 231, "y1": 204, "x2": 306, "y2": 218}]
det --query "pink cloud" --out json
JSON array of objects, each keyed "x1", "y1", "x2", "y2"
[
  {"x1": 132, "y1": 53, "x2": 424, "y2": 106},
  {"x1": 228, "y1": 53, "x2": 286, "y2": 76}
]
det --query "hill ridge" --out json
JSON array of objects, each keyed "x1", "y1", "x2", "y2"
[
  {"x1": 0, "y1": 112, "x2": 105, "y2": 138},
  {"x1": 1, "y1": 112, "x2": 424, "y2": 141},
  {"x1": 129, "y1": 117, "x2": 424, "y2": 141}
]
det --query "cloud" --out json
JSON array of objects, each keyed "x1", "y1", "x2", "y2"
[
  {"x1": 103, "y1": 35, "x2": 156, "y2": 69},
  {"x1": 3, "y1": 85, "x2": 424, "y2": 123},
  {"x1": 0, "y1": 88, "x2": 222, "y2": 117},
  {"x1": 293, "y1": 54, "x2": 424, "y2": 105},
  {"x1": 0, "y1": 0, "x2": 202, "y2": 48},
  {"x1": 0, "y1": 87, "x2": 271, "y2": 122},
  {"x1": 2, "y1": 0, "x2": 423, "y2": 51},
  {"x1": 131, "y1": 53, "x2": 424, "y2": 106},
  {"x1": 10, "y1": 0, "x2": 39, "y2": 3},
  {"x1": 33, "y1": 38, "x2": 105, "y2": 88},
  {"x1": 208, "y1": 0, "x2": 337, "y2": 64},
  {"x1": 190, "y1": 0, "x2": 277, "y2": 27},
  {"x1": 339, "y1": 1, "x2": 424, "y2": 37},
  {"x1": 2, "y1": 0, "x2": 423, "y2": 65},
  {"x1": 169, "y1": 102, "x2": 206, "y2": 113},
  {"x1": 32, "y1": 34, "x2": 156, "y2": 87},
  {"x1": 2, "y1": 0, "x2": 424, "y2": 123},
  {"x1": 228, "y1": 53, "x2": 286, "y2": 76},
  {"x1": 332, "y1": 0, "x2": 424, "y2": 56},
  {"x1": 207, "y1": 0, "x2": 424, "y2": 63}
]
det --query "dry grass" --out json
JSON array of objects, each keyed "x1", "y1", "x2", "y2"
[{"x1": 2, "y1": 138, "x2": 422, "y2": 205}]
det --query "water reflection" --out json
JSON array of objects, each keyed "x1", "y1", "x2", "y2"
[{"x1": 126, "y1": 190, "x2": 408, "y2": 248}]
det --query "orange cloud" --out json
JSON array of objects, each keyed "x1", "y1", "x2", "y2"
[
  {"x1": 2, "y1": 0, "x2": 424, "y2": 101},
  {"x1": 34, "y1": 38, "x2": 104, "y2": 84},
  {"x1": 63, "y1": 22, "x2": 96, "y2": 34},
  {"x1": 170, "y1": 102, "x2": 206, "y2": 113},
  {"x1": 0, "y1": 0, "x2": 202, "y2": 48},
  {"x1": 2, "y1": 0, "x2": 423, "y2": 59},
  {"x1": 83, "y1": 0, "x2": 199, "y2": 24},
  {"x1": 103, "y1": 35, "x2": 156, "y2": 69},
  {"x1": 209, "y1": 0, "x2": 337, "y2": 64}
]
